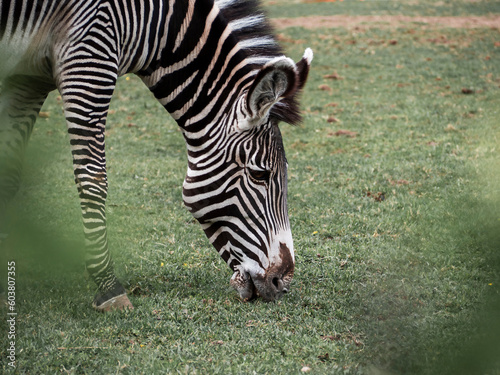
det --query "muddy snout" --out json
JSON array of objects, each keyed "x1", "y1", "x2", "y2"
[
  {"x1": 230, "y1": 266, "x2": 294, "y2": 302},
  {"x1": 230, "y1": 242, "x2": 295, "y2": 301},
  {"x1": 252, "y1": 271, "x2": 293, "y2": 301}
]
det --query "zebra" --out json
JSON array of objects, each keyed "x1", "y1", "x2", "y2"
[{"x1": 0, "y1": 0, "x2": 312, "y2": 311}]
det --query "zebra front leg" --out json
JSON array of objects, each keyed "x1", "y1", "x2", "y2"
[
  {"x1": 79, "y1": 171, "x2": 133, "y2": 312},
  {"x1": 69, "y1": 116, "x2": 133, "y2": 312},
  {"x1": 59, "y1": 75, "x2": 133, "y2": 312}
]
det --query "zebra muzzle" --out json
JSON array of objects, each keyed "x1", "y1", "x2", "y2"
[
  {"x1": 229, "y1": 240, "x2": 295, "y2": 301},
  {"x1": 251, "y1": 272, "x2": 292, "y2": 302},
  {"x1": 230, "y1": 267, "x2": 292, "y2": 302}
]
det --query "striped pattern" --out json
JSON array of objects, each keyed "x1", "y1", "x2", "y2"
[{"x1": 0, "y1": 0, "x2": 311, "y2": 306}]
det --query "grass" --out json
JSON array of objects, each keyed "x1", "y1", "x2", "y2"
[
  {"x1": 1, "y1": 1, "x2": 500, "y2": 374},
  {"x1": 263, "y1": 0, "x2": 500, "y2": 17}
]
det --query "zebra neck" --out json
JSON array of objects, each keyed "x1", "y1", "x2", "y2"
[{"x1": 137, "y1": 0, "x2": 281, "y2": 138}]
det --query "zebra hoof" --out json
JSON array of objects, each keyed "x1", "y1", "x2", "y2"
[{"x1": 92, "y1": 293, "x2": 134, "y2": 312}]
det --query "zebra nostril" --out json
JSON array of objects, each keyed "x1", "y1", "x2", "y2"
[
  {"x1": 271, "y1": 276, "x2": 284, "y2": 292},
  {"x1": 272, "y1": 277, "x2": 280, "y2": 289}
]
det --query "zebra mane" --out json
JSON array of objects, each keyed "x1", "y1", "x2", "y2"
[{"x1": 215, "y1": 0, "x2": 304, "y2": 125}]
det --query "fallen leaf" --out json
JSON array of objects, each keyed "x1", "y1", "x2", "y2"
[
  {"x1": 388, "y1": 39, "x2": 398, "y2": 45},
  {"x1": 331, "y1": 129, "x2": 357, "y2": 138},
  {"x1": 389, "y1": 179, "x2": 409, "y2": 185},
  {"x1": 461, "y1": 88, "x2": 474, "y2": 94},
  {"x1": 445, "y1": 124, "x2": 457, "y2": 132},
  {"x1": 494, "y1": 41, "x2": 500, "y2": 47},
  {"x1": 367, "y1": 191, "x2": 385, "y2": 202},
  {"x1": 323, "y1": 72, "x2": 343, "y2": 80},
  {"x1": 39, "y1": 112, "x2": 50, "y2": 118},
  {"x1": 327, "y1": 116, "x2": 339, "y2": 123},
  {"x1": 331, "y1": 149, "x2": 345, "y2": 154},
  {"x1": 318, "y1": 84, "x2": 333, "y2": 93}
]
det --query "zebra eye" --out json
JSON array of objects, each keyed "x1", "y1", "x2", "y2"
[{"x1": 247, "y1": 168, "x2": 271, "y2": 183}]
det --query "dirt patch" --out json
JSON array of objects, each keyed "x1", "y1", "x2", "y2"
[{"x1": 271, "y1": 15, "x2": 500, "y2": 30}]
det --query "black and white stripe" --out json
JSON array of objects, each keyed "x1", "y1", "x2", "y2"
[{"x1": 0, "y1": 0, "x2": 312, "y2": 309}]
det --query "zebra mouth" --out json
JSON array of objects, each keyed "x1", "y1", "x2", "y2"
[
  {"x1": 230, "y1": 270, "x2": 290, "y2": 302},
  {"x1": 230, "y1": 271, "x2": 258, "y2": 301}
]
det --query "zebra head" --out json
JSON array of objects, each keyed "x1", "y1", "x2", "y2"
[{"x1": 183, "y1": 49, "x2": 312, "y2": 301}]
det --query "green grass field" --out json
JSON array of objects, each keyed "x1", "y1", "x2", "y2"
[{"x1": 1, "y1": 1, "x2": 500, "y2": 374}]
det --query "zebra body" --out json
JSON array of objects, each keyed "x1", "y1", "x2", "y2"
[{"x1": 0, "y1": 0, "x2": 312, "y2": 310}]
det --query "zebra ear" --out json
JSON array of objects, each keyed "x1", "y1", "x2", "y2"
[
  {"x1": 295, "y1": 48, "x2": 313, "y2": 92},
  {"x1": 246, "y1": 56, "x2": 298, "y2": 121},
  {"x1": 268, "y1": 48, "x2": 313, "y2": 126}
]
